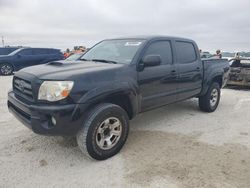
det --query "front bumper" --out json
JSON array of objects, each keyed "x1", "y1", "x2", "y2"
[{"x1": 8, "y1": 91, "x2": 87, "y2": 136}]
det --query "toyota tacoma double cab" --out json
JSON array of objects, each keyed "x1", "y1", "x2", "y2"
[{"x1": 8, "y1": 36, "x2": 229, "y2": 160}]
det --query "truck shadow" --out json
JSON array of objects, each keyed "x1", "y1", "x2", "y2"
[
  {"x1": 131, "y1": 98, "x2": 200, "y2": 130},
  {"x1": 225, "y1": 85, "x2": 250, "y2": 91}
]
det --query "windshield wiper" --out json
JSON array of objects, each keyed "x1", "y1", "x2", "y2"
[
  {"x1": 91, "y1": 59, "x2": 117, "y2": 64},
  {"x1": 79, "y1": 58, "x2": 89, "y2": 61}
]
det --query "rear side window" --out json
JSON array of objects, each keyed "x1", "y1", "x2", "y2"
[
  {"x1": 49, "y1": 49, "x2": 60, "y2": 54},
  {"x1": 33, "y1": 49, "x2": 48, "y2": 55},
  {"x1": 19, "y1": 49, "x2": 33, "y2": 55},
  {"x1": 143, "y1": 41, "x2": 172, "y2": 64},
  {"x1": 176, "y1": 41, "x2": 197, "y2": 63}
]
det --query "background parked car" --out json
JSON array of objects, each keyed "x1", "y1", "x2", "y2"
[
  {"x1": 200, "y1": 51, "x2": 213, "y2": 58},
  {"x1": 227, "y1": 58, "x2": 250, "y2": 86},
  {"x1": 0, "y1": 47, "x2": 20, "y2": 55},
  {"x1": 0, "y1": 48, "x2": 64, "y2": 75}
]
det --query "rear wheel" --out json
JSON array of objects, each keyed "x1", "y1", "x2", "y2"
[
  {"x1": 77, "y1": 103, "x2": 129, "y2": 160},
  {"x1": 0, "y1": 63, "x2": 14, "y2": 75},
  {"x1": 199, "y1": 82, "x2": 221, "y2": 112}
]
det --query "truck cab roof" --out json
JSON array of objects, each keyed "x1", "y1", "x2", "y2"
[{"x1": 106, "y1": 35, "x2": 196, "y2": 43}]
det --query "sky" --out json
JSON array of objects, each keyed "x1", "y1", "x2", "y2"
[{"x1": 0, "y1": 0, "x2": 250, "y2": 52}]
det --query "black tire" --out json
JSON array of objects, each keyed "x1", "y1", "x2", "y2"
[
  {"x1": 77, "y1": 103, "x2": 129, "y2": 160},
  {"x1": 0, "y1": 63, "x2": 14, "y2": 75},
  {"x1": 199, "y1": 82, "x2": 221, "y2": 112}
]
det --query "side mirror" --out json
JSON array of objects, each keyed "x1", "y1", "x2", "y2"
[
  {"x1": 142, "y1": 55, "x2": 161, "y2": 67},
  {"x1": 17, "y1": 54, "x2": 21, "y2": 58}
]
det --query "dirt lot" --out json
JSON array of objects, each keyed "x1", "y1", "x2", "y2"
[{"x1": 0, "y1": 76, "x2": 250, "y2": 188}]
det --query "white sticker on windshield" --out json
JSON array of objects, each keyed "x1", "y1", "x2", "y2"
[{"x1": 125, "y1": 42, "x2": 142, "y2": 46}]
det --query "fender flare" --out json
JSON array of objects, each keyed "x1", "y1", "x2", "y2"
[
  {"x1": 77, "y1": 81, "x2": 139, "y2": 118},
  {"x1": 200, "y1": 72, "x2": 223, "y2": 96}
]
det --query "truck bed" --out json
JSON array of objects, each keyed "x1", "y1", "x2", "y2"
[{"x1": 200, "y1": 58, "x2": 230, "y2": 94}]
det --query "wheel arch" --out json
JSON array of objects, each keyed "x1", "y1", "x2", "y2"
[
  {"x1": 200, "y1": 73, "x2": 223, "y2": 96},
  {"x1": 102, "y1": 92, "x2": 136, "y2": 119},
  {"x1": 77, "y1": 82, "x2": 139, "y2": 120},
  {"x1": 211, "y1": 75, "x2": 223, "y2": 88},
  {"x1": 85, "y1": 91, "x2": 138, "y2": 120}
]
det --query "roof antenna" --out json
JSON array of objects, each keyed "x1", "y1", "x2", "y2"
[{"x1": 1, "y1": 36, "x2": 4, "y2": 47}]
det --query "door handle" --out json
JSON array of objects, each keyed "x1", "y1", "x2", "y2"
[
  {"x1": 196, "y1": 67, "x2": 200, "y2": 70},
  {"x1": 170, "y1": 71, "x2": 177, "y2": 77},
  {"x1": 170, "y1": 70, "x2": 177, "y2": 79},
  {"x1": 171, "y1": 70, "x2": 176, "y2": 74}
]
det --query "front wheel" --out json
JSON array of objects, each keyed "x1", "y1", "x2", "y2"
[
  {"x1": 77, "y1": 103, "x2": 129, "y2": 160},
  {"x1": 199, "y1": 82, "x2": 221, "y2": 112},
  {"x1": 0, "y1": 63, "x2": 14, "y2": 75}
]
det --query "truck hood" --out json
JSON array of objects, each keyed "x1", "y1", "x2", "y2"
[{"x1": 16, "y1": 60, "x2": 126, "y2": 80}]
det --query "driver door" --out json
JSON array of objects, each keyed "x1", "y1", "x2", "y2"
[{"x1": 138, "y1": 40, "x2": 178, "y2": 111}]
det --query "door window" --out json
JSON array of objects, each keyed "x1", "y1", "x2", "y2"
[
  {"x1": 176, "y1": 41, "x2": 197, "y2": 63},
  {"x1": 19, "y1": 49, "x2": 33, "y2": 56},
  {"x1": 33, "y1": 49, "x2": 48, "y2": 55},
  {"x1": 143, "y1": 41, "x2": 173, "y2": 64}
]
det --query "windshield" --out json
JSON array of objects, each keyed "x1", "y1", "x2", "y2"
[
  {"x1": 8, "y1": 48, "x2": 23, "y2": 56},
  {"x1": 66, "y1": 53, "x2": 84, "y2": 61},
  {"x1": 81, "y1": 39, "x2": 145, "y2": 64}
]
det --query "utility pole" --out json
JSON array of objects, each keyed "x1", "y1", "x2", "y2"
[{"x1": 1, "y1": 36, "x2": 4, "y2": 47}]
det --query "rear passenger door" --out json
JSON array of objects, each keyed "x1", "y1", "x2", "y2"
[
  {"x1": 174, "y1": 41, "x2": 203, "y2": 100},
  {"x1": 47, "y1": 49, "x2": 62, "y2": 61},
  {"x1": 33, "y1": 49, "x2": 49, "y2": 65},
  {"x1": 138, "y1": 40, "x2": 178, "y2": 111}
]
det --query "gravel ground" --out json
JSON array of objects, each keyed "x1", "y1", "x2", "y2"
[{"x1": 0, "y1": 76, "x2": 250, "y2": 188}]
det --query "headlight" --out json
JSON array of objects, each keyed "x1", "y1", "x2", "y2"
[{"x1": 38, "y1": 81, "x2": 74, "y2": 101}]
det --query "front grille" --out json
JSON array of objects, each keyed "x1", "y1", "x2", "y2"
[{"x1": 13, "y1": 77, "x2": 34, "y2": 101}]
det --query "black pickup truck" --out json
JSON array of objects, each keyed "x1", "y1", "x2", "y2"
[{"x1": 8, "y1": 36, "x2": 229, "y2": 160}]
